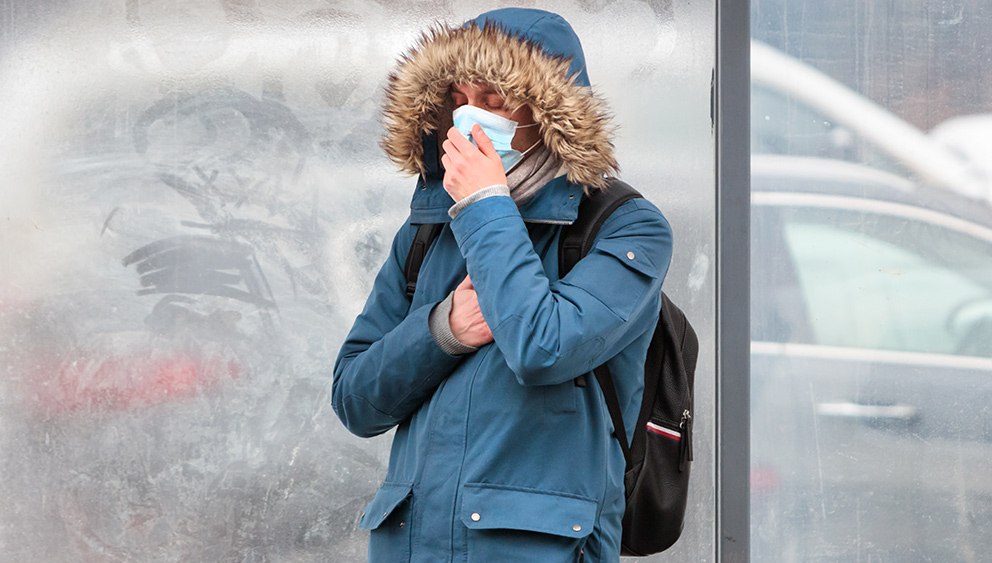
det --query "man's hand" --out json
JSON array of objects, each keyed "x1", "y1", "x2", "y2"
[
  {"x1": 440, "y1": 124, "x2": 507, "y2": 203},
  {"x1": 449, "y1": 275, "x2": 494, "y2": 348}
]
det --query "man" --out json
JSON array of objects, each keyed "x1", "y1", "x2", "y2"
[{"x1": 332, "y1": 8, "x2": 672, "y2": 562}]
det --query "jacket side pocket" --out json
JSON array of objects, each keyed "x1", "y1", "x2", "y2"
[
  {"x1": 460, "y1": 483, "x2": 595, "y2": 563},
  {"x1": 360, "y1": 482, "x2": 413, "y2": 561}
]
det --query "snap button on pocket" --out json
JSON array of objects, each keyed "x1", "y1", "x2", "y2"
[
  {"x1": 471, "y1": 512, "x2": 481, "y2": 522},
  {"x1": 626, "y1": 251, "x2": 635, "y2": 260},
  {"x1": 573, "y1": 525, "x2": 582, "y2": 532}
]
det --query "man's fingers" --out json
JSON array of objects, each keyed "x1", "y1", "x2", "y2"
[
  {"x1": 471, "y1": 124, "x2": 500, "y2": 160},
  {"x1": 441, "y1": 137, "x2": 460, "y2": 158},
  {"x1": 447, "y1": 126, "x2": 479, "y2": 155}
]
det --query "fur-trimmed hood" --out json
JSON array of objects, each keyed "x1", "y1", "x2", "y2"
[{"x1": 380, "y1": 8, "x2": 617, "y2": 190}]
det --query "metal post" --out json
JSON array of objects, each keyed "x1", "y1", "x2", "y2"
[{"x1": 715, "y1": 0, "x2": 750, "y2": 561}]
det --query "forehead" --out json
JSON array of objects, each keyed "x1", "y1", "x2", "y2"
[{"x1": 450, "y1": 82, "x2": 502, "y2": 96}]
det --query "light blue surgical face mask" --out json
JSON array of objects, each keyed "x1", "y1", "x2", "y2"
[{"x1": 451, "y1": 104, "x2": 539, "y2": 172}]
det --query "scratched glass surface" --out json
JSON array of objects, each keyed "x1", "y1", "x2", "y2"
[
  {"x1": 751, "y1": 1, "x2": 992, "y2": 561},
  {"x1": 0, "y1": 1, "x2": 716, "y2": 561}
]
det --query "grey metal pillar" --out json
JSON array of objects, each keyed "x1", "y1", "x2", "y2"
[{"x1": 716, "y1": 0, "x2": 750, "y2": 562}]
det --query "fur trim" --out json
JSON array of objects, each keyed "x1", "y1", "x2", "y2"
[{"x1": 380, "y1": 22, "x2": 617, "y2": 190}]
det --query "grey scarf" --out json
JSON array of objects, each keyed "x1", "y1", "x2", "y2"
[{"x1": 506, "y1": 143, "x2": 566, "y2": 206}]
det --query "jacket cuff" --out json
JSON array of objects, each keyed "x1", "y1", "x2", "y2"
[
  {"x1": 429, "y1": 292, "x2": 479, "y2": 356},
  {"x1": 448, "y1": 184, "x2": 511, "y2": 218},
  {"x1": 449, "y1": 193, "x2": 523, "y2": 246}
]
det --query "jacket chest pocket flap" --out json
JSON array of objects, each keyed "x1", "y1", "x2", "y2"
[
  {"x1": 359, "y1": 482, "x2": 413, "y2": 530},
  {"x1": 580, "y1": 238, "x2": 659, "y2": 321},
  {"x1": 460, "y1": 483, "x2": 596, "y2": 538}
]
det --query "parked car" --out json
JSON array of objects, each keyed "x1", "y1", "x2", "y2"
[{"x1": 750, "y1": 153, "x2": 992, "y2": 562}]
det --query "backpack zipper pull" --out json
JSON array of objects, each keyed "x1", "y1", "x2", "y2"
[{"x1": 679, "y1": 409, "x2": 693, "y2": 471}]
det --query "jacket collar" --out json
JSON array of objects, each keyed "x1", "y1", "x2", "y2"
[{"x1": 408, "y1": 174, "x2": 581, "y2": 225}]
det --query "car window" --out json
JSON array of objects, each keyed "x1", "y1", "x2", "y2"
[
  {"x1": 751, "y1": 85, "x2": 912, "y2": 178},
  {"x1": 779, "y1": 205, "x2": 992, "y2": 357}
]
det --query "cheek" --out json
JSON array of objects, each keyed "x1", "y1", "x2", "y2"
[{"x1": 509, "y1": 105, "x2": 534, "y2": 124}]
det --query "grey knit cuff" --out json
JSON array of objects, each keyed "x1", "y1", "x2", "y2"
[
  {"x1": 429, "y1": 292, "x2": 479, "y2": 356},
  {"x1": 448, "y1": 184, "x2": 511, "y2": 218}
]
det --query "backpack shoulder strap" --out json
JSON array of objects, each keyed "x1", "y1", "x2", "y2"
[
  {"x1": 593, "y1": 363, "x2": 632, "y2": 466},
  {"x1": 404, "y1": 223, "x2": 444, "y2": 299},
  {"x1": 558, "y1": 178, "x2": 643, "y2": 469},
  {"x1": 558, "y1": 178, "x2": 642, "y2": 278}
]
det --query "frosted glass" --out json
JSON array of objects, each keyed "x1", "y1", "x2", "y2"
[{"x1": 0, "y1": 1, "x2": 716, "y2": 561}]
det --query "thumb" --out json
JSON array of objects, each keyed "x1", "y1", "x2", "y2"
[
  {"x1": 457, "y1": 274, "x2": 474, "y2": 291},
  {"x1": 472, "y1": 124, "x2": 500, "y2": 161}
]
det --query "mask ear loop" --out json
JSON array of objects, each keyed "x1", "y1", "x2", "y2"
[
  {"x1": 519, "y1": 139, "x2": 541, "y2": 156},
  {"x1": 511, "y1": 121, "x2": 541, "y2": 163},
  {"x1": 504, "y1": 139, "x2": 543, "y2": 175}
]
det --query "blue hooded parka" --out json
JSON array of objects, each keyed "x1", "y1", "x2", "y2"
[{"x1": 332, "y1": 9, "x2": 673, "y2": 562}]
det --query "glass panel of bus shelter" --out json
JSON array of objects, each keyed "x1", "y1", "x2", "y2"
[
  {"x1": 750, "y1": 1, "x2": 992, "y2": 561},
  {"x1": 0, "y1": 1, "x2": 716, "y2": 560}
]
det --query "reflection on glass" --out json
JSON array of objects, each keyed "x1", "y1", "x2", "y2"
[{"x1": 752, "y1": 1, "x2": 992, "y2": 561}]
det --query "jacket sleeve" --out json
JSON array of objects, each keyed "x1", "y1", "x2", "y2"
[
  {"x1": 448, "y1": 195, "x2": 672, "y2": 387},
  {"x1": 331, "y1": 218, "x2": 463, "y2": 438}
]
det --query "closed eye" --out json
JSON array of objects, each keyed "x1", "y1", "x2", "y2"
[{"x1": 485, "y1": 95, "x2": 506, "y2": 110}]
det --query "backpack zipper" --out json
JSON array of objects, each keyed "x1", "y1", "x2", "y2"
[{"x1": 679, "y1": 409, "x2": 693, "y2": 472}]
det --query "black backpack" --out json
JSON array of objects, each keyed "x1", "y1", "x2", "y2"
[
  {"x1": 559, "y1": 179, "x2": 698, "y2": 555},
  {"x1": 403, "y1": 178, "x2": 698, "y2": 556}
]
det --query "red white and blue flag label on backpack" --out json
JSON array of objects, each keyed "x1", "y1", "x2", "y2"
[{"x1": 645, "y1": 422, "x2": 681, "y2": 441}]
